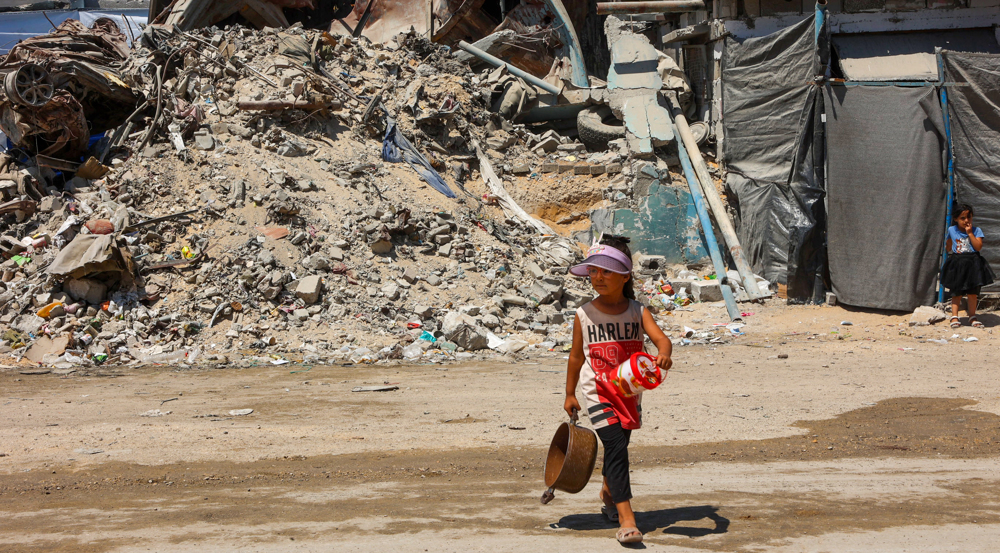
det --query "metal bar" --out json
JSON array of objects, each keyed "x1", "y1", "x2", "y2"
[
  {"x1": 938, "y1": 52, "x2": 955, "y2": 304},
  {"x1": 596, "y1": 1, "x2": 705, "y2": 14},
  {"x1": 457, "y1": 41, "x2": 562, "y2": 95},
  {"x1": 542, "y1": 0, "x2": 588, "y2": 88},
  {"x1": 672, "y1": 117, "x2": 742, "y2": 321},
  {"x1": 666, "y1": 96, "x2": 767, "y2": 301},
  {"x1": 124, "y1": 209, "x2": 200, "y2": 233},
  {"x1": 353, "y1": 0, "x2": 379, "y2": 39}
]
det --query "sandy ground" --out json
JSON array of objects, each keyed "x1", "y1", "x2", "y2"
[{"x1": 2, "y1": 302, "x2": 1000, "y2": 552}]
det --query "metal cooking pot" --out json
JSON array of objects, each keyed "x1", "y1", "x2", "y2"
[{"x1": 540, "y1": 410, "x2": 598, "y2": 504}]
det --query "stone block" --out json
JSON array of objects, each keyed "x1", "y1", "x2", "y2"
[
  {"x1": 691, "y1": 280, "x2": 723, "y2": 302},
  {"x1": 540, "y1": 162, "x2": 558, "y2": 173},
  {"x1": 573, "y1": 165, "x2": 591, "y2": 175},
  {"x1": 590, "y1": 165, "x2": 606, "y2": 175},
  {"x1": 295, "y1": 275, "x2": 322, "y2": 304},
  {"x1": 557, "y1": 164, "x2": 575, "y2": 174}
]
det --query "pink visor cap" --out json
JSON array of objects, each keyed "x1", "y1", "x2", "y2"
[{"x1": 569, "y1": 244, "x2": 633, "y2": 277}]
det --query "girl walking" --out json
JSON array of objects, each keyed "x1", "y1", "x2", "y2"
[
  {"x1": 942, "y1": 204, "x2": 994, "y2": 328},
  {"x1": 563, "y1": 235, "x2": 673, "y2": 545}
]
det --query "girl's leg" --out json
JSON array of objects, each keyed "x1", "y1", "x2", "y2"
[
  {"x1": 951, "y1": 295, "x2": 963, "y2": 327},
  {"x1": 595, "y1": 424, "x2": 636, "y2": 530},
  {"x1": 969, "y1": 294, "x2": 984, "y2": 327}
]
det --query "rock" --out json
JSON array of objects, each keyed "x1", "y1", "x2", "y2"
[
  {"x1": 329, "y1": 247, "x2": 345, "y2": 261},
  {"x1": 381, "y1": 282, "x2": 399, "y2": 301},
  {"x1": 441, "y1": 311, "x2": 489, "y2": 351},
  {"x1": 229, "y1": 124, "x2": 254, "y2": 138},
  {"x1": 371, "y1": 238, "x2": 393, "y2": 254},
  {"x1": 193, "y1": 132, "x2": 215, "y2": 150},
  {"x1": 292, "y1": 308, "x2": 310, "y2": 321},
  {"x1": 910, "y1": 306, "x2": 947, "y2": 327},
  {"x1": 561, "y1": 289, "x2": 591, "y2": 309},
  {"x1": 534, "y1": 137, "x2": 560, "y2": 153},
  {"x1": 691, "y1": 280, "x2": 723, "y2": 302},
  {"x1": 257, "y1": 249, "x2": 276, "y2": 266},
  {"x1": 64, "y1": 278, "x2": 108, "y2": 305},
  {"x1": 557, "y1": 143, "x2": 587, "y2": 153},
  {"x1": 502, "y1": 295, "x2": 527, "y2": 306},
  {"x1": 527, "y1": 262, "x2": 545, "y2": 279},
  {"x1": 512, "y1": 164, "x2": 532, "y2": 175},
  {"x1": 402, "y1": 267, "x2": 419, "y2": 284},
  {"x1": 39, "y1": 196, "x2": 62, "y2": 213},
  {"x1": 426, "y1": 274, "x2": 442, "y2": 287},
  {"x1": 295, "y1": 275, "x2": 322, "y2": 304},
  {"x1": 412, "y1": 304, "x2": 433, "y2": 318},
  {"x1": 301, "y1": 254, "x2": 331, "y2": 271},
  {"x1": 481, "y1": 313, "x2": 501, "y2": 329}
]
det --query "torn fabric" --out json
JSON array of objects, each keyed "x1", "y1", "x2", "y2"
[{"x1": 382, "y1": 118, "x2": 455, "y2": 199}]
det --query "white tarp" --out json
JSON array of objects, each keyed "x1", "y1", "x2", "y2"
[{"x1": 0, "y1": 9, "x2": 147, "y2": 54}]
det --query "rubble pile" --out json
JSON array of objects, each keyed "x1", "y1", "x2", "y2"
[
  {"x1": 0, "y1": 17, "x2": 749, "y2": 371},
  {"x1": 0, "y1": 23, "x2": 601, "y2": 369}
]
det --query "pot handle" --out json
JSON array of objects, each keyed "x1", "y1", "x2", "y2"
[{"x1": 570, "y1": 407, "x2": 580, "y2": 425}]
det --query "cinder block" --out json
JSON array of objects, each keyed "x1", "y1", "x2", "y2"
[{"x1": 691, "y1": 280, "x2": 723, "y2": 302}]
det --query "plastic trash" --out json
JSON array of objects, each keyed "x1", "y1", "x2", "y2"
[{"x1": 402, "y1": 342, "x2": 423, "y2": 359}]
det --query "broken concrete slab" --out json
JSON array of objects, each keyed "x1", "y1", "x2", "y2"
[
  {"x1": 622, "y1": 95, "x2": 675, "y2": 154},
  {"x1": 910, "y1": 306, "x2": 947, "y2": 326}
]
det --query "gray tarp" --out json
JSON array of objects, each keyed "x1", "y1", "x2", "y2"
[
  {"x1": 824, "y1": 86, "x2": 947, "y2": 311},
  {"x1": 723, "y1": 16, "x2": 826, "y2": 300},
  {"x1": 943, "y1": 51, "x2": 1000, "y2": 292}
]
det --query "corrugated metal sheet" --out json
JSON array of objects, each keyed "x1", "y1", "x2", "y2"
[{"x1": 834, "y1": 29, "x2": 1000, "y2": 81}]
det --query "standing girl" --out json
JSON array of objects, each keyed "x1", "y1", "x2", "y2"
[
  {"x1": 941, "y1": 204, "x2": 995, "y2": 328},
  {"x1": 563, "y1": 235, "x2": 673, "y2": 545}
]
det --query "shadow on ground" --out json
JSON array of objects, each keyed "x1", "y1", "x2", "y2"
[{"x1": 552, "y1": 504, "x2": 729, "y2": 538}]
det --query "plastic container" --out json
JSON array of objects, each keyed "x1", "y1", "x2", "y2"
[{"x1": 611, "y1": 352, "x2": 665, "y2": 398}]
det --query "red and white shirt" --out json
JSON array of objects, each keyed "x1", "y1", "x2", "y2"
[{"x1": 577, "y1": 299, "x2": 646, "y2": 430}]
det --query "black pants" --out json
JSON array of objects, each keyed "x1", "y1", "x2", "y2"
[{"x1": 596, "y1": 423, "x2": 632, "y2": 504}]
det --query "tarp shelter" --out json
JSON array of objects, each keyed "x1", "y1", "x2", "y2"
[
  {"x1": 722, "y1": 16, "x2": 826, "y2": 303},
  {"x1": 943, "y1": 51, "x2": 1000, "y2": 294},
  {"x1": 0, "y1": 9, "x2": 146, "y2": 54},
  {"x1": 722, "y1": 15, "x2": 1000, "y2": 311}
]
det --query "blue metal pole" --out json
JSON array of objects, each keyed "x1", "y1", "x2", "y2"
[
  {"x1": 671, "y1": 118, "x2": 742, "y2": 321},
  {"x1": 938, "y1": 53, "x2": 955, "y2": 304}
]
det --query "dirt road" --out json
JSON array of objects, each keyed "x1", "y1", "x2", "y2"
[{"x1": 3, "y1": 304, "x2": 1000, "y2": 552}]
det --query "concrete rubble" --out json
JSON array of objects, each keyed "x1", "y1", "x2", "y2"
[{"x1": 0, "y1": 13, "x2": 763, "y2": 371}]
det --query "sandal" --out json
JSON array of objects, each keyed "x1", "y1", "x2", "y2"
[
  {"x1": 602, "y1": 505, "x2": 619, "y2": 522},
  {"x1": 616, "y1": 527, "x2": 643, "y2": 544},
  {"x1": 971, "y1": 316, "x2": 984, "y2": 328},
  {"x1": 950, "y1": 317, "x2": 962, "y2": 328}
]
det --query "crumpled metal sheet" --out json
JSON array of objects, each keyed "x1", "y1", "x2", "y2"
[{"x1": 0, "y1": 18, "x2": 141, "y2": 158}]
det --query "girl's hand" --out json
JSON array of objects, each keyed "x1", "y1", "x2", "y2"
[
  {"x1": 655, "y1": 353, "x2": 672, "y2": 372},
  {"x1": 564, "y1": 395, "x2": 581, "y2": 419}
]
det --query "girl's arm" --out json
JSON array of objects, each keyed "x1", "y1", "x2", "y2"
[
  {"x1": 564, "y1": 314, "x2": 585, "y2": 418},
  {"x1": 642, "y1": 307, "x2": 673, "y2": 372},
  {"x1": 970, "y1": 231, "x2": 983, "y2": 252},
  {"x1": 946, "y1": 238, "x2": 952, "y2": 253}
]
